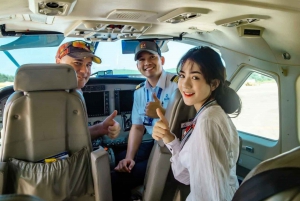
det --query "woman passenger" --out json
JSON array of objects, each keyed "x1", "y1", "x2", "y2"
[{"x1": 152, "y1": 46, "x2": 241, "y2": 201}]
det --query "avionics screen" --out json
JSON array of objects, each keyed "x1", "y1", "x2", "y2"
[
  {"x1": 83, "y1": 91, "x2": 109, "y2": 117},
  {"x1": 115, "y1": 90, "x2": 134, "y2": 114}
]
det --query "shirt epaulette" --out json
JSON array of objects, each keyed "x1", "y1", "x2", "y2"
[
  {"x1": 171, "y1": 75, "x2": 179, "y2": 83},
  {"x1": 135, "y1": 82, "x2": 145, "y2": 90}
]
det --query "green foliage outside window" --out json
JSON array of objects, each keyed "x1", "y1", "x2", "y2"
[
  {"x1": 0, "y1": 73, "x2": 14, "y2": 82},
  {"x1": 249, "y1": 72, "x2": 274, "y2": 83}
]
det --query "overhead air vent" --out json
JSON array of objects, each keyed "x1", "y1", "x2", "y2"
[
  {"x1": 107, "y1": 9, "x2": 158, "y2": 21},
  {"x1": 157, "y1": 7, "x2": 209, "y2": 24},
  {"x1": 237, "y1": 26, "x2": 264, "y2": 38},
  {"x1": 28, "y1": 0, "x2": 77, "y2": 16},
  {"x1": 64, "y1": 20, "x2": 152, "y2": 42},
  {"x1": 215, "y1": 15, "x2": 270, "y2": 27}
]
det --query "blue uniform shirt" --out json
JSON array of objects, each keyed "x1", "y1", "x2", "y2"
[{"x1": 131, "y1": 70, "x2": 178, "y2": 134}]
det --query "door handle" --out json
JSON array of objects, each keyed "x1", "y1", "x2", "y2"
[{"x1": 242, "y1": 146, "x2": 254, "y2": 153}]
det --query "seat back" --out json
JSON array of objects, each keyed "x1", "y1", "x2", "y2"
[
  {"x1": 166, "y1": 88, "x2": 197, "y2": 139},
  {"x1": 1, "y1": 64, "x2": 92, "y2": 162},
  {"x1": 142, "y1": 89, "x2": 196, "y2": 201},
  {"x1": 243, "y1": 146, "x2": 300, "y2": 182},
  {"x1": 234, "y1": 146, "x2": 300, "y2": 201},
  {"x1": 0, "y1": 64, "x2": 96, "y2": 200}
]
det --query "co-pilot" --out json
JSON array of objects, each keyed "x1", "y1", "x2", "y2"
[{"x1": 112, "y1": 41, "x2": 178, "y2": 201}]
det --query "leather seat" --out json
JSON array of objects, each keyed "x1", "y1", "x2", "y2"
[
  {"x1": 233, "y1": 146, "x2": 300, "y2": 201},
  {"x1": 142, "y1": 88, "x2": 196, "y2": 201},
  {"x1": 0, "y1": 64, "x2": 112, "y2": 201},
  {"x1": 243, "y1": 146, "x2": 300, "y2": 181}
]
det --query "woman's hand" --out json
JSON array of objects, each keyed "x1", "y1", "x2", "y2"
[{"x1": 152, "y1": 108, "x2": 175, "y2": 144}]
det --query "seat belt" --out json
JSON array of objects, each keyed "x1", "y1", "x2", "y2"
[{"x1": 232, "y1": 167, "x2": 300, "y2": 201}]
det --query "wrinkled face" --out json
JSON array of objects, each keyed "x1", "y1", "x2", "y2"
[
  {"x1": 57, "y1": 55, "x2": 92, "y2": 89},
  {"x1": 136, "y1": 52, "x2": 165, "y2": 79},
  {"x1": 178, "y1": 59, "x2": 218, "y2": 111}
]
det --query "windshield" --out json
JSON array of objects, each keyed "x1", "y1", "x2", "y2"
[{"x1": 0, "y1": 37, "x2": 195, "y2": 88}]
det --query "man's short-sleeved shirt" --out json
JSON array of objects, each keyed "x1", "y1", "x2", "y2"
[{"x1": 131, "y1": 70, "x2": 178, "y2": 134}]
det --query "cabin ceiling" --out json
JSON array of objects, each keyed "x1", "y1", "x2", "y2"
[{"x1": 0, "y1": 0, "x2": 300, "y2": 65}]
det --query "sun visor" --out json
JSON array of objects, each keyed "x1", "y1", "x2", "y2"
[{"x1": 0, "y1": 34, "x2": 64, "y2": 51}]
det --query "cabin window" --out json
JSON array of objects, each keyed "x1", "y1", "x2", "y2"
[
  {"x1": 93, "y1": 40, "x2": 195, "y2": 75},
  {"x1": 0, "y1": 38, "x2": 195, "y2": 89},
  {"x1": 231, "y1": 72, "x2": 279, "y2": 140}
]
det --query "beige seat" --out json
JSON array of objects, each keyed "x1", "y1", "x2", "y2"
[
  {"x1": 142, "y1": 89, "x2": 196, "y2": 201},
  {"x1": 233, "y1": 146, "x2": 300, "y2": 201},
  {"x1": 0, "y1": 64, "x2": 112, "y2": 201}
]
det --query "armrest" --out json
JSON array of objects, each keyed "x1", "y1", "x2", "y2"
[
  {"x1": 143, "y1": 142, "x2": 172, "y2": 201},
  {"x1": 90, "y1": 147, "x2": 112, "y2": 201},
  {"x1": 0, "y1": 162, "x2": 7, "y2": 194}
]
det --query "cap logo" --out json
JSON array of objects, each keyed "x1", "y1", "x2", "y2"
[{"x1": 140, "y1": 42, "x2": 146, "y2": 49}]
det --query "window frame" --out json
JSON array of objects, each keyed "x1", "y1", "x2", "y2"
[{"x1": 230, "y1": 65, "x2": 281, "y2": 144}]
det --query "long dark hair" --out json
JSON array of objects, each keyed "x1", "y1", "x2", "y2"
[{"x1": 177, "y1": 46, "x2": 241, "y2": 116}]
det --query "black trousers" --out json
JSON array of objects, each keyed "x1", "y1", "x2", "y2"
[{"x1": 111, "y1": 139, "x2": 154, "y2": 201}]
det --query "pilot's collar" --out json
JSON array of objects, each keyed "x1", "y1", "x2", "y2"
[{"x1": 145, "y1": 70, "x2": 167, "y2": 90}]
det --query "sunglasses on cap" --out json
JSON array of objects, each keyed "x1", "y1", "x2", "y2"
[{"x1": 57, "y1": 41, "x2": 96, "y2": 59}]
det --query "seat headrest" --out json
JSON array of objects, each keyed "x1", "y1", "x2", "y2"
[{"x1": 14, "y1": 64, "x2": 78, "y2": 91}]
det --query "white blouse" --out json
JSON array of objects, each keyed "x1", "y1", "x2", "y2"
[{"x1": 166, "y1": 104, "x2": 239, "y2": 201}]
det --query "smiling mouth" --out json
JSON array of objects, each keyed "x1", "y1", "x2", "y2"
[
  {"x1": 144, "y1": 66, "x2": 154, "y2": 71},
  {"x1": 183, "y1": 92, "x2": 195, "y2": 97},
  {"x1": 77, "y1": 76, "x2": 87, "y2": 80}
]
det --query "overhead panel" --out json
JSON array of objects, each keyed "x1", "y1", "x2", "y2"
[
  {"x1": 215, "y1": 15, "x2": 270, "y2": 27},
  {"x1": 157, "y1": 7, "x2": 210, "y2": 24},
  {"x1": 64, "y1": 20, "x2": 152, "y2": 42},
  {"x1": 237, "y1": 26, "x2": 265, "y2": 38},
  {"x1": 106, "y1": 9, "x2": 158, "y2": 21}
]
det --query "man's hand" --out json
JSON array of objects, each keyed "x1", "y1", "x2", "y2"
[
  {"x1": 101, "y1": 110, "x2": 121, "y2": 139},
  {"x1": 153, "y1": 108, "x2": 175, "y2": 144},
  {"x1": 89, "y1": 110, "x2": 121, "y2": 140},
  {"x1": 145, "y1": 93, "x2": 165, "y2": 118},
  {"x1": 114, "y1": 158, "x2": 135, "y2": 173}
]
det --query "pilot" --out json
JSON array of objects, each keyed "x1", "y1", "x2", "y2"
[
  {"x1": 112, "y1": 41, "x2": 178, "y2": 200},
  {"x1": 55, "y1": 40, "x2": 121, "y2": 143}
]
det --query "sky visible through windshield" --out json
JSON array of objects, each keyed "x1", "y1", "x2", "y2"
[{"x1": 0, "y1": 37, "x2": 195, "y2": 76}]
